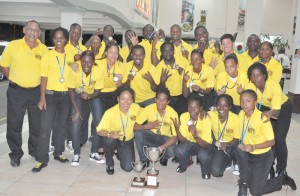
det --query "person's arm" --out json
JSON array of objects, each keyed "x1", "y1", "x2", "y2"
[
  {"x1": 68, "y1": 88, "x2": 82, "y2": 121},
  {"x1": 97, "y1": 129, "x2": 123, "y2": 139},
  {"x1": 151, "y1": 34, "x2": 160, "y2": 66},
  {"x1": 159, "y1": 136, "x2": 177, "y2": 151},
  {"x1": 81, "y1": 89, "x2": 100, "y2": 101},
  {"x1": 142, "y1": 71, "x2": 158, "y2": 92},
  {"x1": 194, "y1": 136, "x2": 210, "y2": 149},
  {"x1": 171, "y1": 117, "x2": 187, "y2": 143},
  {"x1": 219, "y1": 138, "x2": 239, "y2": 151},
  {"x1": 38, "y1": 77, "x2": 47, "y2": 110},
  {"x1": 191, "y1": 85, "x2": 212, "y2": 96},
  {"x1": 0, "y1": 66, "x2": 9, "y2": 79},
  {"x1": 261, "y1": 109, "x2": 280, "y2": 122},
  {"x1": 84, "y1": 29, "x2": 101, "y2": 49},
  {"x1": 182, "y1": 71, "x2": 190, "y2": 98},
  {"x1": 134, "y1": 120, "x2": 159, "y2": 131},
  {"x1": 242, "y1": 139, "x2": 275, "y2": 153}
]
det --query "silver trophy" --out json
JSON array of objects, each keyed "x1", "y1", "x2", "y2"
[
  {"x1": 143, "y1": 146, "x2": 165, "y2": 175},
  {"x1": 131, "y1": 161, "x2": 146, "y2": 187}
]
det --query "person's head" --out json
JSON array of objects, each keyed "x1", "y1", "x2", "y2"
[
  {"x1": 194, "y1": 25, "x2": 209, "y2": 44},
  {"x1": 143, "y1": 24, "x2": 154, "y2": 39},
  {"x1": 117, "y1": 86, "x2": 135, "y2": 112},
  {"x1": 160, "y1": 42, "x2": 175, "y2": 61},
  {"x1": 104, "y1": 41, "x2": 119, "y2": 63},
  {"x1": 216, "y1": 94, "x2": 233, "y2": 119},
  {"x1": 125, "y1": 30, "x2": 135, "y2": 45},
  {"x1": 131, "y1": 45, "x2": 145, "y2": 67},
  {"x1": 155, "y1": 87, "x2": 171, "y2": 111},
  {"x1": 278, "y1": 47, "x2": 285, "y2": 54},
  {"x1": 191, "y1": 49, "x2": 204, "y2": 70},
  {"x1": 103, "y1": 25, "x2": 114, "y2": 41},
  {"x1": 247, "y1": 34, "x2": 260, "y2": 52},
  {"x1": 90, "y1": 35, "x2": 101, "y2": 54},
  {"x1": 247, "y1": 62, "x2": 268, "y2": 89},
  {"x1": 224, "y1": 53, "x2": 239, "y2": 78},
  {"x1": 187, "y1": 95, "x2": 202, "y2": 120},
  {"x1": 69, "y1": 23, "x2": 82, "y2": 42},
  {"x1": 170, "y1": 24, "x2": 182, "y2": 42},
  {"x1": 23, "y1": 20, "x2": 41, "y2": 42},
  {"x1": 259, "y1": 41, "x2": 273, "y2": 60},
  {"x1": 80, "y1": 50, "x2": 95, "y2": 74},
  {"x1": 240, "y1": 90, "x2": 257, "y2": 115},
  {"x1": 220, "y1": 34, "x2": 234, "y2": 54},
  {"x1": 50, "y1": 27, "x2": 69, "y2": 49}
]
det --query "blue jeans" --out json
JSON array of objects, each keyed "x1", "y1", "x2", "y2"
[
  {"x1": 36, "y1": 92, "x2": 70, "y2": 164},
  {"x1": 69, "y1": 94, "x2": 104, "y2": 155},
  {"x1": 211, "y1": 146, "x2": 236, "y2": 177},
  {"x1": 137, "y1": 97, "x2": 155, "y2": 108},
  {"x1": 134, "y1": 130, "x2": 175, "y2": 163},
  {"x1": 103, "y1": 137, "x2": 135, "y2": 172}
]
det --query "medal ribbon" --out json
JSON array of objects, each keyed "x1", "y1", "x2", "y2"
[
  {"x1": 56, "y1": 54, "x2": 66, "y2": 79},
  {"x1": 81, "y1": 71, "x2": 92, "y2": 89},
  {"x1": 240, "y1": 115, "x2": 251, "y2": 144},
  {"x1": 255, "y1": 83, "x2": 266, "y2": 110},
  {"x1": 217, "y1": 117, "x2": 228, "y2": 141},
  {"x1": 156, "y1": 112, "x2": 166, "y2": 134},
  {"x1": 120, "y1": 110, "x2": 130, "y2": 141},
  {"x1": 106, "y1": 64, "x2": 116, "y2": 77}
]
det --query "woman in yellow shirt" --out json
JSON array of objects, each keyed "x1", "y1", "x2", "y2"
[{"x1": 97, "y1": 86, "x2": 141, "y2": 175}]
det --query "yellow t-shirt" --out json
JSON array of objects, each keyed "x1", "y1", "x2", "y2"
[
  {"x1": 64, "y1": 41, "x2": 87, "y2": 60},
  {"x1": 169, "y1": 40, "x2": 193, "y2": 61},
  {"x1": 179, "y1": 112, "x2": 212, "y2": 144},
  {"x1": 139, "y1": 39, "x2": 162, "y2": 64},
  {"x1": 96, "y1": 103, "x2": 141, "y2": 141},
  {"x1": 241, "y1": 51, "x2": 260, "y2": 72},
  {"x1": 0, "y1": 37, "x2": 48, "y2": 87},
  {"x1": 96, "y1": 59, "x2": 126, "y2": 92},
  {"x1": 215, "y1": 69, "x2": 249, "y2": 106},
  {"x1": 40, "y1": 49, "x2": 73, "y2": 91},
  {"x1": 67, "y1": 64, "x2": 104, "y2": 94},
  {"x1": 208, "y1": 111, "x2": 238, "y2": 142},
  {"x1": 216, "y1": 52, "x2": 246, "y2": 77},
  {"x1": 136, "y1": 103, "x2": 178, "y2": 137},
  {"x1": 244, "y1": 80, "x2": 288, "y2": 110},
  {"x1": 262, "y1": 57, "x2": 282, "y2": 83},
  {"x1": 154, "y1": 59, "x2": 189, "y2": 96},
  {"x1": 120, "y1": 45, "x2": 130, "y2": 63},
  {"x1": 124, "y1": 61, "x2": 156, "y2": 103},
  {"x1": 234, "y1": 108, "x2": 274, "y2": 154},
  {"x1": 185, "y1": 64, "x2": 215, "y2": 90},
  {"x1": 193, "y1": 42, "x2": 215, "y2": 65}
]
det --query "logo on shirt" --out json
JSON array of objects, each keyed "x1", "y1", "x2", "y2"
[
  {"x1": 91, "y1": 81, "x2": 96, "y2": 85},
  {"x1": 267, "y1": 98, "x2": 272, "y2": 102},
  {"x1": 130, "y1": 115, "x2": 136, "y2": 121},
  {"x1": 248, "y1": 127, "x2": 255, "y2": 134},
  {"x1": 226, "y1": 128, "x2": 234, "y2": 134},
  {"x1": 267, "y1": 70, "x2": 273, "y2": 76},
  {"x1": 35, "y1": 54, "x2": 42, "y2": 60}
]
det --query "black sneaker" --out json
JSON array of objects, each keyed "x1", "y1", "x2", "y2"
[
  {"x1": 106, "y1": 166, "x2": 114, "y2": 175},
  {"x1": 176, "y1": 166, "x2": 187, "y2": 173},
  {"x1": 54, "y1": 155, "x2": 69, "y2": 163},
  {"x1": 269, "y1": 165, "x2": 275, "y2": 179},
  {"x1": 278, "y1": 170, "x2": 297, "y2": 190},
  {"x1": 202, "y1": 173, "x2": 211, "y2": 180},
  {"x1": 32, "y1": 162, "x2": 47, "y2": 173},
  {"x1": 171, "y1": 157, "x2": 179, "y2": 163},
  {"x1": 238, "y1": 180, "x2": 247, "y2": 196},
  {"x1": 196, "y1": 157, "x2": 200, "y2": 165},
  {"x1": 160, "y1": 158, "x2": 168, "y2": 166},
  {"x1": 10, "y1": 159, "x2": 20, "y2": 167}
]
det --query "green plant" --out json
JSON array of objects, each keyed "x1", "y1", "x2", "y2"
[{"x1": 260, "y1": 34, "x2": 290, "y2": 51}]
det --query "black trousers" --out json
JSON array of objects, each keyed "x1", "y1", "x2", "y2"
[
  {"x1": 169, "y1": 94, "x2": 187, "y2": 116},
  {"x1": 6, "y1": 83, "x2": 41, "y2": 161}
]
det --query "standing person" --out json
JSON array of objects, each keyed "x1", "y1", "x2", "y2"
[
  {"x1": 259, "y1": 41, "x2": 282, "y2": 83},
  {"x1": 241, "y1": 34, "x2": 260, "y2": 72},
  {"x1": 244, "y1": 62, "x2": 296, "y2": 190},
  {"x1": 235, "y1": 90, "x2": 285, "y2": 196},
  {"x1": 134, "y1": 87, "x2": 178, "y2": 167},
  {"x1": 173, "y1": 95, "x2": 213, "y2": 179},
  {"x1": 67, "y1": 50, "x2": 105, "y2": 166},
  {"x1": 32, "y1": 27, "x2": 72, "y2": 172},
  {"x1": 97, "y1": 86, "x2": 140, "y2": 175},
  {"x1": 182, "y1": 49, "x2": 215, "y2": 111},
  {"x1": 0, "y1": 20, "x2": 48, "y2": 167},
  {"x1": 209, "y1": 94, "x2": 239, "y2": 177},
  {"x1": 120, "y1": 30, "x2": 136, "y2": 63}
]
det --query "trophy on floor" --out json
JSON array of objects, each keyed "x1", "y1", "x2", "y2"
[
  {"x1": 143, "y1": 146, "x2": 165, "y2": 188},
  {"x1": 131, "y1": 161, "x2": 147, "y2": 187}
]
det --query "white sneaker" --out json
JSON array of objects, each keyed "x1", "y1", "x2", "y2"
[
  {"x1": 233, "y1": 164, "x2": 240, "y2": 176},
  {"x1": 66, "y1": 141, "x2": 74, "y2": 152},
  {"x1": 71, "y1": 155, "x2": 80, "y2": 167},
  {"x1": 89, "y1": 153, "x2": 105, "y2": 163},
  {"x1": 48, "y1": 145, "x2": 55, "y2": 154}
]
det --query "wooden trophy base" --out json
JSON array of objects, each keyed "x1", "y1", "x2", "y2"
[
  {"x1": 146, "y1": 173, "x2": 159, "y2": 189},
  {"x1": 131, "y1": 177, "x2": 146, "y2": 188}
]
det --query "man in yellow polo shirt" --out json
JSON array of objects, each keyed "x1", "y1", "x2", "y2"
[
  {"x1": 0, "y1": 20, "x2": 48, "y2": 167},
  {"x1": 241, "y1": 34, "x2": 260, "y2": 72}
]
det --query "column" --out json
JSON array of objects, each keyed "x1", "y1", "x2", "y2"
[{"x1": 59, "y1": 6, "x2": 86, "y2": 31}]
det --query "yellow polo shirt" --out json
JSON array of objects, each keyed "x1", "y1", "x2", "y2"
[
  {"x1": 41, "y1": 49, "x2": 73, "y2": 91},
  {"x1": 216, "y1": 69, "x2": 249, "y2": 106},
  {"x1": 124, "y1": 61, "x2": 156, "y2": 103},
  {"x1": 154, "y1": 59, "x2": 189, "y2": 96},
  {"x1": 193, "y1": 42, "x2": 215, "y2": 65},
  {"x1": 0, "y1": 37, "x2": 48, "y2": 87},
  {"x1": 97, "y1": 103, "x2": 141, "y2": 141},
  {"x1": 244, "y1": 80, "x2": 288, "y2": 110},
  {"x1": 139, "y1": 39, "x2": 162, "y2": 64},
  {"x1": 208, "y1": 111, "x2": 238, "y2": 142},
  {"x1": 241, "y1": 51, "x2": 259, "y2": 72},
  {"x1": 234, "y1": 108, "x2": 274, "y2": 154},
  {"x1": 216, "y1": 52, "x2": 246, "y2": 77},
  {"x1": 185, "y1": 64, "x2": 215, "y2": 90},
  {"x1": 64, "y1": 41, "x2": 87, "y2": 60},
  {"x1": 136, "y1": 103, "x2": 178, "y2": 137},
  {"x1": 120, "y1": 45, "x2": 130, "y2": 63},
  {"x1": 67, "y1": 64, "x2": 104, "y2": 94},
  {"x1": 179, "y1": 112, "x2": 212, "y2": 144},
  {"x1": 262, "y1": 57, "x2": 282, "y2": 83},
  {"x1": 96, "y1": 59, "x2": 126, "y2": 92}
]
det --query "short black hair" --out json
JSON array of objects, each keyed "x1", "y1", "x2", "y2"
[
  {"x1": 217, "y1": 94, "x2": 233, "y2": 108},
  {"x1": 194, "y1": 25, "x2": 208, "y2": 35},
  {"x1": 224, "y1": 53, "x2": 238, "y2": 64},
  {"x1": 241, "y1": 89, "x2": 257, "y2": 101},
  {"x1": 116, "y1": 86, "x2": 135, "y2": 102},
  {"x1": 187, "y1": 94, "x2": 203, "y2": 107},
  {"x1": 70, "y1": 23, "x2": 81, "y2": 31},
  {"x1": 260, "y1": 41, "x2": 273, "y2": 50},
  {"x1": 191, "y1": 49, "x2": 204, "y2": 58},
  {"x1": 247, "y1": 62, "x2": 268, "y2": 81},
  {"x1": 80, "y1": 50, "x2": 95, "y2": 61},
  {"x1": 103, "y1": 25, "x2": 115, "y2": 33},
  {"x1": 155, "y1": 87, "x2": 171, "y2": 101},
  {"x1": 131, "y1": 45, "x2": 145, "y2": 55},
  {"x1": 50, "y1": 27, "x2": 69, "y2": 45},
  {"x1": 220, "y1": 34, "x2": 234, "y2": 42}
]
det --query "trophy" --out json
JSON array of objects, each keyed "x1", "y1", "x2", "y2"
[
  {"x1": 143, "y1": 146, "x2": 165, "y2": 188},
  {"x1": 131, "y1": 161, "x2": 146, "y2": 187}
]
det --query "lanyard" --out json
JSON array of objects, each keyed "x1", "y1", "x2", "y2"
[
  {"x1": 106, "y1": 64, "x2": 116, "y2": 77},
  {"x1": 240, "y1": 115, "x2": 251, "y2": 144},
  {"x1": 191, "y1": 71, "x2": 202, "y2": 82},
  {"x1": 217, "y1": 117, "x2": 228, "y2": 141},
  {"x1": 81, "y1": 71, "x2": 92, "y2": 88},
  {"x1": 74, "y1": 44, "x2": 82, "y2": 54},
  {"x1": 255, "y1": 84, "x2": 265, "y2": 110},
  {"x1": 56, "y1": 54, "x2": 66, "y2": 78},
  {"x1": 156, "y1": 112, "x2": 166, "y2": 135},
  {"x1": 120, "y1": 110, "x2": 130, "y2": 141}
]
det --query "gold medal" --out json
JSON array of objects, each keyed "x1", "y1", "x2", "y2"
[
  {"x1": 59, "y1": 77, "x2": 65, "y2": 83},
  {"x1": 215, "y1": 141, "x2": 221, "y2": 148},
  {"x1": 221, "y1": 85, "x2": 226, "y2": 93},
  {"x1": 187, "y1": 120, "x2": 193, "y2": 126}
]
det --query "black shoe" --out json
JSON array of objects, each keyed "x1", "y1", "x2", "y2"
[
  {"x1": 278, "y1": 170, "x2": 297, "y2": 190},
  {"x1": 196, "y1": 157, "x2": 200, "y2": 165},
  {"x1": 202, "y1": 173, "x2": 211, "y2": 180},
  {"x1": 31, "y1": 162, "x2": 47, "y2": 173},
  {"x1": 54, "y1": 155, "x2": 69, "y2": 163},
  {"x1": 171, "y1": 157, "x2": 179, "y2": 163},
  {"x1": 106, "y1": 166, "x2": 114, "y2": 175},
  {"x1": 238, "y1": 180, "x2": 247, "y2": 196},
  {"x1": 10, "y1": 159, "x2": 20, "y2": 167},
  {"x1": 176, "y1": 166, "x2": 187, "y2": 173},
  {"x1": 160, "y1": 158, "x2": 168, "y2": 166},
  {"x1": 269, "y1": 165, "x2": 275, "y2": 179}
]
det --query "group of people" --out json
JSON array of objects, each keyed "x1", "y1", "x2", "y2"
[{"x1": 0, "y1": 19, "x2": 297, "y2": 196}]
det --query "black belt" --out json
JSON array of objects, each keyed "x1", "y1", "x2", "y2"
[
  {"x1": 46, "y1": 90, "x2": 68, "y2": 95},
  {"x1": 9, "y1": 82, "x2": 39, "y2": 90}
]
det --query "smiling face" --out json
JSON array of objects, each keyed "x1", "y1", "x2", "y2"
[
  {"x1": 155, "y1": 93, "x2": 169, "y2": 111},
  {"x1": 191, "y1": 52, "x2": 204, "y2": 71},
  {"x1": 194, "y1": 27, "x2": 208, "y2": 44},
  {"x1": 23, "y1": 21, "x2": 41, "y2": 43},
  {"x1": 170, "y1": 25, "x2": 182, "y2": 42},
  {"x1": 106, "y1": 45, "x2": 119, "y2": 64},
  {"x1": 90, "y1": 36, "x2": 101, "y2": 54},
  {"x1": 240, "y1": 92, "x2": 256, "y2": 116},
  {"x1": 143, "y1": 24, "x2": 154, "y2": 39},
  {"x1": 131, "y1": 48, "x2": 145, "y2": 67},
  {"x1": 221, "y1": 38, "x2": 234, "y2": 54},
  {"x1": 259, "y1": 42, "x2": 273, "y2": 60},
  {"x1": 118, "y1": 90, "x2": 134, "y2": 113},
  {"x1": 188, "y1": 100, "x2": 201, "y2": 120},
  {"x1": 81, "y1": 55, "x2": 94, "y2": 74},
  {"x1": 162, "y1": 44, "x2": 174, "y2": 62},
  {"x1": 69, "y1": 25, "x2": 81, "y2": 43},
  {"x1": 225, "y1": 58, "x2": 238, "y2": 78},
  {"x1": 216, "y1": 97, "x2": 231, "y2": 120},
  {"x1": 53, "y1": 30, "x2": 67, "y2": 51},
  {"x1": 103, "y1": 25, "x2": 114, "y2": 41}
]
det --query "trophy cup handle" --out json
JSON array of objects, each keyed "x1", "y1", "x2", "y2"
[
  {"x1": 140, "y1": 161, "x2": 147, "y2": 173},
  {"x1": 131, "y1": 162, "x2": 137, "y2": 172},
  {"x1": 143, "y1": 146, "x2": 150, "y2": 160},
  {"x1": 158, "y1": 148, "x2": 166, "y2": 161}
]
